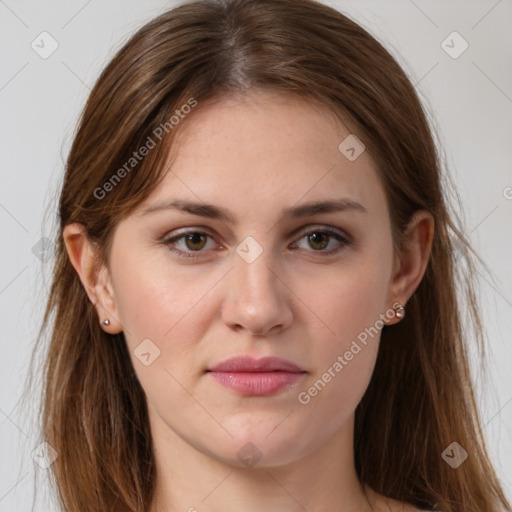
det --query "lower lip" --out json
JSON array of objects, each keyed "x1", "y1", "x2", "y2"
[{"x1": 207, "y1": 371, "x2": 305, "y2": 396}]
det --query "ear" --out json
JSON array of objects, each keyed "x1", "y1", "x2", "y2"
[
  {"x1": 386, "y1": 210, "x2": 434, "y2": 325},
  {"x1": 62, "y1": 223, "x2": 122, "y2": 334}
]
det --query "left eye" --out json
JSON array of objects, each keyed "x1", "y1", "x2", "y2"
[
  {"x1": 162, "y1": 227, "x2": 351, "y2": 259},
  {"x1": 292, "y1": 228, "x2": 350, "y2": 253}
]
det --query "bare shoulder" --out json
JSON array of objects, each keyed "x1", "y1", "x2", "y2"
[{"x1": 364, "y1": 484, "x2": 430, "y2": 512}]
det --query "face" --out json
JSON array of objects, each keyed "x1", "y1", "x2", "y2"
[{"x1": 104, "y1": 90, "x2": 398, "y2": 468}]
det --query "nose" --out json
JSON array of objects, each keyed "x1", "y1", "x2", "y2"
[{"x1": 221, "y1": 247, "x2": 293, "y2": 336}]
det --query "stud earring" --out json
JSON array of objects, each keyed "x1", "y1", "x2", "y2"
[
  {"x1": 102, "y1": 319, "x2": 110, "y2": 326},
  {"x1": 393, "y1": 303, "x2": 405, "y2": 320}
]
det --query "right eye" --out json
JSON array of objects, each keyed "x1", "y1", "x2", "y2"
[{"x1": 162, "y1": 230, "x2": 219, "y2": 259}]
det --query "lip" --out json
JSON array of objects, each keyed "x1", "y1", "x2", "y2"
[
  {"x1": 208, "y1": 355, "x2": 304, "y2": 373},
  {"x1": 206, "y1": 356, "x2": 307, "y2": 396}
]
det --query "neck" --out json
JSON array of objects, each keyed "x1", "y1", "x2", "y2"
[{"x1": 148, "y1": 408, "x2": 375, "y2": 512}]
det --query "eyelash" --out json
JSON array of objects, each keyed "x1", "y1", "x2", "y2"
[{"x1": 162, "y1": 226, "x2": 352, "y2": 259}]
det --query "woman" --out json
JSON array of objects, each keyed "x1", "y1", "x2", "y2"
[{"x1": 32, "y1": 0, "x2": 511, "y2": 510}]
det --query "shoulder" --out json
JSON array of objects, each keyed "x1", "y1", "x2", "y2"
[
  {"x1": 383, "y1": 500, "x2": 436, "y2": 512},
  {"x1": 364, "y1": 484, "x2": 437, "y2": 512}
]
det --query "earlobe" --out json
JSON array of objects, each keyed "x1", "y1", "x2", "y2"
[
  {"x1": 62, "y1": 223, "x2": 123, "y2": 334},
  {"x1": 387, "y1": 210, "x2": 434, "y2": 317}
]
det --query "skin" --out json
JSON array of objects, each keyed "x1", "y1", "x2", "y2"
[{"x1": 64, "y1": 90, "x2": 433, "y2": 512}]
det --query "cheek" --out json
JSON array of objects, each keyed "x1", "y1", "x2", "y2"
[
  {"x1": 111, "y1": 253, "x2": 218, "y2": 390},
  {"x1": 297, "y1": 289, "x2": 382, "y2": 432},
  {"x1": 112, "y1": 251, "x2": 205, "y2": 341},
  {"x1": 307, "y1": 246, "x2": 392, "y2": 346},
  {"x1": 296, "y1": 243, "x2": 392, "y2": 410}
]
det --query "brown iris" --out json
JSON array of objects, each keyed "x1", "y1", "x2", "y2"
[
  {"x1": 184, "y1": 232, "x2": 208, "y2": 251},
  {"x1": 307, "y1": 232, "x2": 329, "y2": 251}
]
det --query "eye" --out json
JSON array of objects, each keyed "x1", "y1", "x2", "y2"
[
  {"x1": 291, "y1": 226, "x2": 352, "y2": 255},
  {"x1": 162, "y1": 230, "x2": 217, "y2": 259},
  {"x1": 162, "y1": 226, "x2": 352, "y2": 259}
]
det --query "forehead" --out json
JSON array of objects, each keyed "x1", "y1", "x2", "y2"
[{"x1": 138, "y1": 90, "x2": 388, "y2": 221}]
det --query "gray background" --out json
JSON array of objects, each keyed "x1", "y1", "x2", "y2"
[{"x1": 0, "y1": 0, "x2": 510, "y2": 510}]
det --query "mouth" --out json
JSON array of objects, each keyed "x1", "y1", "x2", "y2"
[
  {"x1": 206, "y1": 355, "x2": 307, "y2": 396},
  {"x1": 206, "y1": 370, "x2": 306, "y2": 396}
]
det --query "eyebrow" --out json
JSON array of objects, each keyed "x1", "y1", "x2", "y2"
[{"x1": 140, "y1": 198, "x2": 367, "y2": 224}]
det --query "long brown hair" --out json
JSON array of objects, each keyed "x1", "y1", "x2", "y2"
[{"x1": 24, "y1": 0, "x2": 511, "y2": 510}]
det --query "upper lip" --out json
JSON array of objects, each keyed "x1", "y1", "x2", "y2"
[{"x1": 207, "y1": 355, "x2": 305, "y2": 373}]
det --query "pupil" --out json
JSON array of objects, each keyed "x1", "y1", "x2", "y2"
[
  {"x1": 310, "y1": 232, "x2": 327, "y2": 249},
  {"x1": 187, "y1": 233, "x2": 204, "y2": 249}
]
